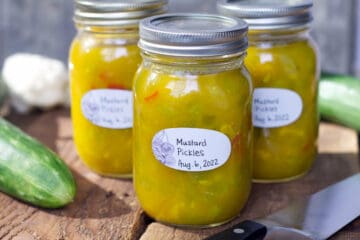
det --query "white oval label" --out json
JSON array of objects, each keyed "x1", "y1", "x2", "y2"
[
  {"x1": 152, "y1": 128, "x2": 231, "y2": 172},
  {"x1": 252, "y1": 88, "x2": 303, "y2": 128},
  {"x1": 81, "y1": 89, "x2": 133, "y2": 129}
]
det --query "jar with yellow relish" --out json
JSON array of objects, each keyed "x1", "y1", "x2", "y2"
[
  {"x1": 69, "y1": 0, "x2": 167, "y2": 177},
  {"x1": 218, "y1": 0, "x2": 319, "y2": 182},
  {"x1": 133, "y1": 14, "x2": 252, "y2": 227}
]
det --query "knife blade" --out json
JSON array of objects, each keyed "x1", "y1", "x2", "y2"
[{"x1": 205, "y1": 173, "x2": 360, "y2": 240}]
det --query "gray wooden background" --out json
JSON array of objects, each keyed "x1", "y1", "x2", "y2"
[{"x1": 1, "y1": 0, "x2": 360, "y2": 75}]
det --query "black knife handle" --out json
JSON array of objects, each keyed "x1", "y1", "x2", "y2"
[{"x1": 204, "y1": 220, "x2": 267, "y2": 240}]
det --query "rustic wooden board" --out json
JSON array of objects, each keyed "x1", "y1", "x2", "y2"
[
  {"x1": 1, "y1": 0, "x2": 359, "y2": 75},
  {"x1": 2, "y1": 108, "x2": 145, "y2": 240},
  {"x1": 0, "y1": 108, "x2": 359, "y2": 240}
]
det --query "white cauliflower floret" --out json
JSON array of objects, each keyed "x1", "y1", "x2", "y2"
[{"x1": 2, "y1": 53, "x2": 69, "y2": 113}]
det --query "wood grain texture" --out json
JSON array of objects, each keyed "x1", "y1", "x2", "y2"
[
  {"x1": 1, "y1": 0, "x2": 360, "y2": 75},
  {"x1": 0, "y1": 108, "x2": 359, "y2": 240},
  {"x1": 3, "y1": 108, "x2": 144, "y2": 240},
  {"x1": 1, "y1": 0, "x2": 76, "y2": 65},
  {"x1": 312, "y1": 0, "x2": 358, "y2": 74}
]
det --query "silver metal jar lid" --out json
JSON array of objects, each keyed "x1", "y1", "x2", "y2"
[
  {"x1": 139, "y1": 13, "x2": 248, "y2": 57},
  {"x1": 74, "y1": 0, "x2": 168, "y2": 27},
  {"x1": 217, "y1": 0, "x2": 313, "y2": 30}
]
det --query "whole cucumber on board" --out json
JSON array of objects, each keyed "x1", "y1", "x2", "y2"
[
  {"x1": 0, "y1": 118, "x2": 76, "y2": 208},
  {"x1": 319, "y1": 73, "x2": 360, "y2": 131}
]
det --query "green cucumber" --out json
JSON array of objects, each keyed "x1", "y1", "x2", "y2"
[
  {"x1": 0, "y1": 118, "x2": 76, "y2": 208},
  {"x1": 319, "y1": 73, "x2": 360, "y2": 131}
]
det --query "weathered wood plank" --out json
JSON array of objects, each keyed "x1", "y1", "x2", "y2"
[
  {"x1": 1, "y1": 109, "x2": 359, "y2": 240},
  {"x1": 2, "y1": 108, "x2": 143, "y2": 240},
  {"x1": 2, "y1": 0, "x2": 76, "y2": 64},
  {"x1": 1, "y1": 0, "x2": 360, "y2": 75},
  {"x1": 0, "y1": 0, "x2": 4, "y2": 67},
  {"x1": 312, "y1": 0, "x2": 358, "y2": 74},
  {"x1": 319, "y1": 122, "x2": 358, "y2": 153}
]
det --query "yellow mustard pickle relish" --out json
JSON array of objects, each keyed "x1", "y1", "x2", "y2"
[
  {"x1": 133, "y1": 14, "x2": 252, "y2": 227},
  {"x1": 69, "y1": 0, "x2": 167, "y2": 177},
  {"x1": 218, "y1": 0, "x2": 319, "y2": 182}
]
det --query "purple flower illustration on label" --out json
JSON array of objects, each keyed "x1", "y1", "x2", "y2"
[
  {"x1": 152, "y1": 131, "x2": 176, "y2": 166},
  {"x1": 152, "y1": 128, "x2": 231, "y2": 172},
  {"x1": 82, "y1": 92, "x2": 100, "y2": 118}
]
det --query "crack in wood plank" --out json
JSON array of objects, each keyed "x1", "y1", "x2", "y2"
[
  {"x1": 0, "y1": 200, "x2": 18, "y2": 229},
  {"x1": 128, "y1": 208, "x2": 154, "y2": 240},
  {"x1": 0, "y1": 207, "x2": 37, "y2": 240}
]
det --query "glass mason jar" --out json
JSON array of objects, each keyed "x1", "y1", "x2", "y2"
[
  {"x1": 133, "y1": 14, "x2": 252, "y2": 227},
  {"x1": 218, "y1": 0, "x2": 320, "y2": 182},
  {"x1": 69, "y1": 0, "x2": 167, "y2": 177}
]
